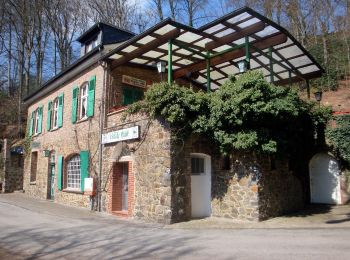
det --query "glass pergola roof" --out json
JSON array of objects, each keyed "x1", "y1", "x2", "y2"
[{"x1": 104, "y1": 7, "x2": 323, "y2": 90}]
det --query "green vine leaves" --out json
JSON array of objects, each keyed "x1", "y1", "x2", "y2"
[{"x1": 125, "y1": 71, "x2": 332, "y2": 155}]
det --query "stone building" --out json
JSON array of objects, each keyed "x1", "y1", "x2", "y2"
[{"x1": 23, "y1": 8, "x2": 324, "y2": 224}]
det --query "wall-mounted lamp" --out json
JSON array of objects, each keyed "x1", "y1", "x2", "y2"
[
  {"x1": 156, "y1": 61, "x2": 167, "y2": 73},
  {"x1": 42, "y1": 149, "x2": 50, "y2": 157},
  {"x1": 237, "y1": 60, "x2": 248, "y2": 73},
  {"x1": 314, "y1": 90, "x2": 323, "y2": 108}
]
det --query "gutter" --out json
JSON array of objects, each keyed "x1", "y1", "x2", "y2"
[{"x1": 97, "y1": 60, "x2": 108, "y2": 212}]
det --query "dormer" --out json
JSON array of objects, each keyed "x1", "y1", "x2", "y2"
[{"x1": 77, "y1": 22, "x2": 135, "y2": 57}]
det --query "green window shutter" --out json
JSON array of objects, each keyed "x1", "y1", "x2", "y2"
[
  {"x1": 80, "y1": 151, "x2": 90, "y2": 192},
  {"x1": 72, "y1": 86, "x2": 78, "y2": 123},
  {"x1": 47, "y1": 101, "x2": 52, "y2": 131},
  {"x1": 58, "y1": 93, "x2": 64, "y2": 128},
  {"x1": 123, "y1": 88, "x2": 133, "y2": 106},
  {"x1": 29, "y1": 111, "x2": 34, "y2": 136},
  {"x1": 57, "y1": 155, "x2": 63, "y2": 191},
  {"x1": 87, "y1": 75, "x2": 96, "y2": 117},
  {"x1": 37, "y1": 106, "x2": 43, "y2": 134}
]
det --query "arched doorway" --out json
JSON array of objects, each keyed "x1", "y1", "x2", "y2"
[
  {"x1": 309, "y1": 153, "x2": 341, "y2": 204},
  {"x1": 190, "y1": 153, "x2": 211, "y2": 218}
]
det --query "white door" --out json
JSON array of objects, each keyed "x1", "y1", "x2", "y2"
[
  {"x1": 310, "y1": 153, "x2": 341, "y2": 204},
  {"x1": 191, "y1": 154, "x2": 211, "y2": 218}
]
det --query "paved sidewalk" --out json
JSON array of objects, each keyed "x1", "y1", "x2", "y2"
[
  {"x1": 1, "y1": 193, "x2": 350, "y2": 229},
  {"x1": 0, "y1": 193, "x2": 350, "y2": 259}
]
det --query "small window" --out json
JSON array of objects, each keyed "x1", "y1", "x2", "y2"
[
  {"x1": 52, "y1": 98, "x2": 59, "y2": 129},
  {"x1": 30, "y1": 152, "x2": 38, "y2": 182},
  {"x1": 122, "y1": 87, "x2": 144, "y2": 106},
  {"x1": 80, "y1": 83, "x2": 88, "y2": 119},
  {"x1": 191, "y1": 157, "x2": 205, "y2": 175},
  {"x1": 85, "y1": 36, "x2": 98, "y2": 53},
  {"x1": 66, "y1": 155, "x2": 81, "y2": 190}
]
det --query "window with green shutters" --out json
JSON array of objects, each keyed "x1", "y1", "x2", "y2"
[
  {"x1": 29, "y1": 106, "x2": 43, "y2": 136},
  {"x1": 71, "y1": 75, "x2": 95, "y2": 124},
  {"x1": 72, "y1": 86, "x2": 78, "y2": 123},
  {"x1": 61, "y1": 151, "x2": 90, "y2": 192},
  {"x1": 87, "y1": 76, "x2": 95, "y2": 117},
  {"x1": 80, "y1": 151, "x2": 90, "y2": 192},
  {"x1": 47, "y1": 101, "x2": 52, "y2": 131},
  {"x1": 57, "y1": 93, "x2": 64, "y2": 128},
  {"x1": 57, "y1": 155, "x2": 63, "y2": 191},
  {"x1": 122, "y1": 87, "x2": 144, "y2": 106}
]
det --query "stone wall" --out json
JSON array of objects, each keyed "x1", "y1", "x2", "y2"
[
  {"x1": 171, "y1": 135, "x2": 305, "y2": 223},
  {"x1": 258, "y1": 157, "x2": 304, "y2": 220},
  {"x1": 1, "y1": 139, "x2": 24, "y2": 193},
  {"x1": 340, "y1": 169, "x2": 350, "y2": 204},
  {"x1": 102, "y1": 111, "x2": 172, "y2": 223}
]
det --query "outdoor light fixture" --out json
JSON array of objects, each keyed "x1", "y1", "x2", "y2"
[
  {"x1": 42, "y1": 149, "x2": 50, "y2": 157},
  {"x1": 237, "y1": 60, "x2": 247, "y2": 73},
  {"x1": 156, "y1": 61, "x2": 166, "y2": 73},
  {"x1": 314, "y1": 90, "x2": 323, "y2": 107},
  {"x1": 314, "y1": 91, "x2": 323, "y2": 102}
]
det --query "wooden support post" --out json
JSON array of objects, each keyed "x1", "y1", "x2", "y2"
[
  {"x1": 245, "y1": 36, "x2": 250, "y2": 70},
  {"x1": 288, "y1": 71, "x2": 292, "y2": 86},
  {"x1": 168, "y1": 39, "x2": 173, "y2": 84},
  {"x1": 206, "y1": 51, "x2": 211, "y2": 92},
  {"x1": 306, "y1": 79, "x2": 310, "y2": 99},
  {"x1": 269, "y1": 47, "x2": 274, "y2": 83}
]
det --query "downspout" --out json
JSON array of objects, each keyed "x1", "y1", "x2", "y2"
[{"x1": 97, "y1": 59, "x2": 108, "y2": 212}]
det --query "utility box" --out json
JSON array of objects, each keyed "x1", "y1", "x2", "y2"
[{"x1": 84, "y1": 177, "x2": 96, "y2": 196}]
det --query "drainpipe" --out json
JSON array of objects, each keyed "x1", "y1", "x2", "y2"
[{"x1": 97, "y1": 60, "x2": 108, "y2": 212}]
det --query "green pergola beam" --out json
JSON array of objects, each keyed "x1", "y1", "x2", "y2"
[
  {"x1": 207, "y1": 51, "x2": 211, "y2": 92},
  {"x1": 245, "y1": 36, "x2": 250, "y2": 70},
  {"x1": 173, "y1": 40, "x2": 207, "y2": 59},
  {"x1": 168, "y1": 39, "x2": 173, "y2": 84},
  {"x1": 269, "y1": 47, "x2": 274, "y2": 83},
  {"x1": 251, "y1": 45, "x2": 303, "y2": 82}
]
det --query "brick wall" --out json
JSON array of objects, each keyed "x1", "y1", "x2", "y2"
[{"x1": 23, "y1": 64, "x2": 105, "y2": 207}]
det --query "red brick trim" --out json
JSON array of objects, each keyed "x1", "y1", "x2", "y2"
[{"x1": 107, "y1": 161, "x2": 134, "y2": 217}]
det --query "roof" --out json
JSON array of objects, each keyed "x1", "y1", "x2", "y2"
[
  {"x1": 77, "y1": 22, "x2": 135, "y2": 43},
  {"x1": 104, "y1": 7, "x2": 324, "y2": 89}
]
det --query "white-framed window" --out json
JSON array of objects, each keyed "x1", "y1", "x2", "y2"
[
  {"x1": 80, "y1": 83, "x2": 88, "y2": 119},
  {"x1": 52, "y1": 98, "x2": 59, "y2": 129},
  {"x1": 85, "y1": 36, "x2": 98, "y2": 53},
  {"x1": 66, "y1": 155, "x2": 81, "y2": 190},
  {"x1": 34, "y1": 109, "x2": 40, "y2": 135}
]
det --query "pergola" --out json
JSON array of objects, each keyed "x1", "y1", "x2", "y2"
[{"x1": 104, "y1": 7, "x2": 323, "y2": 96}]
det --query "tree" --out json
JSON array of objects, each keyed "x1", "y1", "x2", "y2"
[{"x1": 87, "y1": 0, "x2": 137, "y2": 30}]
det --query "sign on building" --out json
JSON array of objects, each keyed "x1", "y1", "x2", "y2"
[
  {"x1": 102, "y1": 126, "x2": 140, "y2": 144},
  {"x1": 122, "y1": 75, "x2": 147, "y2": 88}
]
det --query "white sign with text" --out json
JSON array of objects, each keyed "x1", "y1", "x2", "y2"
[{"x1": 102, "y1": 126, "x2": 140, "y2": 144}]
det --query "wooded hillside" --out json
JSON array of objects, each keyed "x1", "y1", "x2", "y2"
[{"x1": 1, "y1": 0, "x2": 349, "y2": 134}]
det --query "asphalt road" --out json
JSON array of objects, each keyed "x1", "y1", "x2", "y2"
[{"x1": 0, "y1": 194, "x2": 350, "y2": 260}]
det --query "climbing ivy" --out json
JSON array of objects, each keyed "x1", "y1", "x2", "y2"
[
  {"x1": 125, "y1": 71, "x2": 331, "y2": 155},
  {"x1": 326, "y1": 114, "x2": 350, "y2": 165}
]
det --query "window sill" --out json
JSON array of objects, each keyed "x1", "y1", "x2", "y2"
[
  {"x1": 49, "y1": 127, "x2": 59, "y2": 132},
  {"x1": 108, "y1": 106, "x2": 127, "y2": 116},
  {"x1": 76, "y1": 117, "x2": 89, "y2": 124},
  {"x1": 29, "y1": 181, "x2": 36, "y2": 185},
  {"x1": 62, "y1": 189, "x2": 84, "y2": 194}
]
